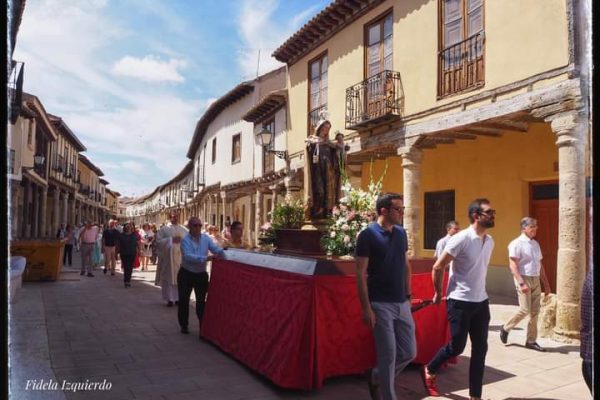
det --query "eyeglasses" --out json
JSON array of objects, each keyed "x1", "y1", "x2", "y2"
[
  {"x1": 480, "y1": 209, "x2": 496, "y2": 216},
  {"x1": 390, "y1": 206, "x2": 405, "y2": 212}
]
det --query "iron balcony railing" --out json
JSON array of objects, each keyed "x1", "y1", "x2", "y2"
[
  {"x1": 345, "y1": 70, "x2": 404, "y2": 130},
  {"x1": 438, "y1": 31, "x2": 485, "y2": 98},
  {"x1": 8, "y1": 61, "x2": 24, "y2": 124}
]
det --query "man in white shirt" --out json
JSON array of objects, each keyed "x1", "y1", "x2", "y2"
[
  {"x1": 434, "y1": 220, "x2": 460, "y2": 262},
  {"x1": 422, "y1": 199, "x2": 495, "y2": 400},
  {"x1": 500, "y1": 217, "x2": 550, "y2": 351}
]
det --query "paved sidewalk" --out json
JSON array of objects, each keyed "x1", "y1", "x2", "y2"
[{"x1": 8, "y1": 255, "x2": 591, "y2": 399}]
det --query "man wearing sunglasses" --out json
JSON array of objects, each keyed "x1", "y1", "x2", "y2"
[
  {"x1": 355, "y1": 193, "x2": 416, "y2": 400},
  {"x1": 422, "y1": 199, "x2": 495, "y2": 400},
  {"x1": 178, "y1": 216, "x2": 225, "y2": 335}
]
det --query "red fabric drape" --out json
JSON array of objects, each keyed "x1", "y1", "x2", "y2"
[{"x1": 200, "y1": 260, "x2": 452, "y2": 390}]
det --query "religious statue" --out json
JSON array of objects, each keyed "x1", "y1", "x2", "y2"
[{"x1": 305, "y1": 119, "x2": 342, "y2": 219}]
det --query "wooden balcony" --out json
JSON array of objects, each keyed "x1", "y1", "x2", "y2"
[
  {"x1": 438, "y1": 31, "x2": 485, "y2": 98},
  {"x1": 345, "y1": 70, "x2": 404, "y2": 131}
]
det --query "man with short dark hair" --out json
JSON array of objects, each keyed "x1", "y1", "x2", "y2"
[
  {"x1": 178, "y1": 217, "x2": 225, "y2": 334},
  {"x1": 355, "y1": 192, "x2": 416, "y2": 400},
  {"x1": 422, "y1": 199, "x2": 495, "y2": 400}
]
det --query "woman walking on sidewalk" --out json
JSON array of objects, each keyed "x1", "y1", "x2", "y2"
[{"x1": 117, "y1": 222, "x2": 142, "y2": 288}]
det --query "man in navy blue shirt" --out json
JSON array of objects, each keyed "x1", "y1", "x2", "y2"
[
  {"x1": 355, "y1": 193, "x2": 416, "y2": 400},
  {"x1": 178, "y1": 216, "x2": 225, "y2": 335}
]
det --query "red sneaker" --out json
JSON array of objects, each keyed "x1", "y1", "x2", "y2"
[{"x1": 421, "y1": 365, "x2": 440, "y2": 397}]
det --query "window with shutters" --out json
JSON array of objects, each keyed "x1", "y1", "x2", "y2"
[
  {"x1": 438, "y1": 0, "x2": 484, "y2": 97},
  {"x1": 231, "y1": 133, "x2": 241, "y2": 164},
  {"x1": 424, "y1": 190, "x2": 455, "y2": 249},
  {"x1": 365, "y1": 11, "x2": 394, "y2": 119},
  {"x1": 308, "y1": 52, "x2": 328, "y2": 135}
]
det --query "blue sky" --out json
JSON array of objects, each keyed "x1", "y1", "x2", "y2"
[{"x1": 14, "y1": 0, "x2": 329, "y2": 197}]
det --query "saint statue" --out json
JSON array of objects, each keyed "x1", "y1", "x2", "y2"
[{"x1": 305, "y1": 120, "x2": 342, "y2": 219}]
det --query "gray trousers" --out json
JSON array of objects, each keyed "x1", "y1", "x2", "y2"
[
  {"x1": 80, "y1": 243, "x2": 94, "y2": 273},
  {"x1": 371, "y1": 300, "x2": 417, "y2": 400}
]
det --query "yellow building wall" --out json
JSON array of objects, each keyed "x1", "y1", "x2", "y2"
[
  {"x1": 287, "y1": 0, "x2": 570, "y2": 154},
  {"x1": 363, "y1": 122, "x2": 558, "y2": 266}
]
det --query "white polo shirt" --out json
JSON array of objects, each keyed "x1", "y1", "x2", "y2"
[
  {"x1": 445, "y1": 226, "x2": 494, "y2": 302},
  {"x1": 507, "y1": 233, "x2": 543, "y2": 276},
  {"x1": 435, "y1": 234, "x2": 452, "y2": 258}
]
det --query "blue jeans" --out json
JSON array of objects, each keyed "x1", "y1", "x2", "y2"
[
  {"x1": 371, "y1": 301, "x2": 417, "y2": 400},
  {"x1": 427, "y1": 298, "x2": 490, "y2": 398}
]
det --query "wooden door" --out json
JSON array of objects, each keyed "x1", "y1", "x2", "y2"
[{"x1": 530, "y1": 182, "x2": 558, "y2": 293}]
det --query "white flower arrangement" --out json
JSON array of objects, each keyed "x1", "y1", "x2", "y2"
[{"x1": 320, "y1": 161, "x2": 388, "y2": 256}]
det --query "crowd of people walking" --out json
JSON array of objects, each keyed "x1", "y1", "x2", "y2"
[{"x1": 57, "y1": 198, "x2": 593, "y2": 400}]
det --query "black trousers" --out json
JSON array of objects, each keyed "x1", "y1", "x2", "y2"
[
  {"x1": 177, "y1": 268, "x2": 209, "y2": 330},
  {"x1": 63, "y1": 244, "x2": 73, "y2": 265},
  {"x1": 427, "y1": 299, "x2": 490, "y2": 398},
  {"x1": 121, "y1": 254, "x2": 135, "y2": 283},
  {"x1": 582, "y1": 360, "x2": 593, "y2": 395}
]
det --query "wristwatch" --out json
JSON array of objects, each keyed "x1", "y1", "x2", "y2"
[{"x1": 518, "y1": 281, "x2": 526, "y2": 287}]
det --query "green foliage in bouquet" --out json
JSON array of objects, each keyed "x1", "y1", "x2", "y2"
[
  {"x1": 271, "y1": 199, "x2": 305, "y2": 229},
  {"x1": 320, "y1": 161, "x2": 388, "y2": 256}
]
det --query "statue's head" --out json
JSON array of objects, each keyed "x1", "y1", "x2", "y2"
[{"x1": 315, "y1": 119, "x2": 331, "y2": 138}]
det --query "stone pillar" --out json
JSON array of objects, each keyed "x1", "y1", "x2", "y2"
[
  {"x1": 220, "y1": 191, "x2": 227, "y2": 228},
  {"x1": 208, "y1": 195, "x2": 213, "y2": 226},
  {"x1": 399, "y1": 146, "x2": 423, "y2": 258},
  {"x1": 40, "y1": 186, "x2": 48, "y2": 237},
  {"x1": 23, "y1": 182, "x2": 30, "y2": 238},
  {"x1": 270, "y1": 184, "x2": 278, "y2": 219},
  {"x1": 284, "y1": 169, "x2": 302, "y2": 202},
  {"x1": 62, "y1": 191, "x2": 68, "y2": 226},
  {"x1": 255, "y1": 190, "x2": 263, "y2": 247},
  {"x1": 53, "y1": 188, "x2": 61, "y2": 236},
  {"x1": 550, "y1": 112, "x2": 587, "y2": 341},
  {"x1": 31, "y1": 184, "x2": 39, "y2": 238},
  {"x1": 253, "y1": 189, "x2": 263, "y2": 246}
]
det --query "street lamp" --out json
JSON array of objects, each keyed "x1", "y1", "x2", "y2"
[
  {"x1": 33, "y1": 154, "x2": 45, "y2": 166},
  {"x1": 257, "y1": 127, "x2": 288, "y2": 160}
]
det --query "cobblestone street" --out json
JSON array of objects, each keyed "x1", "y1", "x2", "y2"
[{"x1": 8, "y1": 255, "x2": 590, "y2": 400}]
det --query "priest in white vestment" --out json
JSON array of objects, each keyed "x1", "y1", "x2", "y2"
[{"x1": 154, "y1": 212, "x2": 188, "y2": 306}]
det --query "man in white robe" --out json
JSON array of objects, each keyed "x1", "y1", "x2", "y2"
[{"x1": 154, "y1": 212, "x2": 188, "y2": 306}]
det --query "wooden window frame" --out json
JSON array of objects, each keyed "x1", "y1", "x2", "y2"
[
  {"x1": 231, "y1": 133, "x2": 242, "y2": 164},
  {"x1": 363, "y1": 8, "x2": 393, "y2": 80},
  {"x1": 307, "y1": 50, "x2": 328, "y2": 136},
  {"x1": 437, "y1": 0, "x2": 485, "y2": 99}
]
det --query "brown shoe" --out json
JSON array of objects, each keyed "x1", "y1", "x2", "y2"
[{"x1": 365, "y1": 369, "x2": 381, "y2": 400}]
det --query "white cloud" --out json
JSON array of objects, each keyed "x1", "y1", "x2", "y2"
[
  {"x1": 13, "y1": 0, "x2": 201, "y2": 197},
  {"x1": 236, "y1": 0, "x2": 323, "y2": 78},
  {"x1": 112, "y1": 55, "x2": 186, "y2": 83}
]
